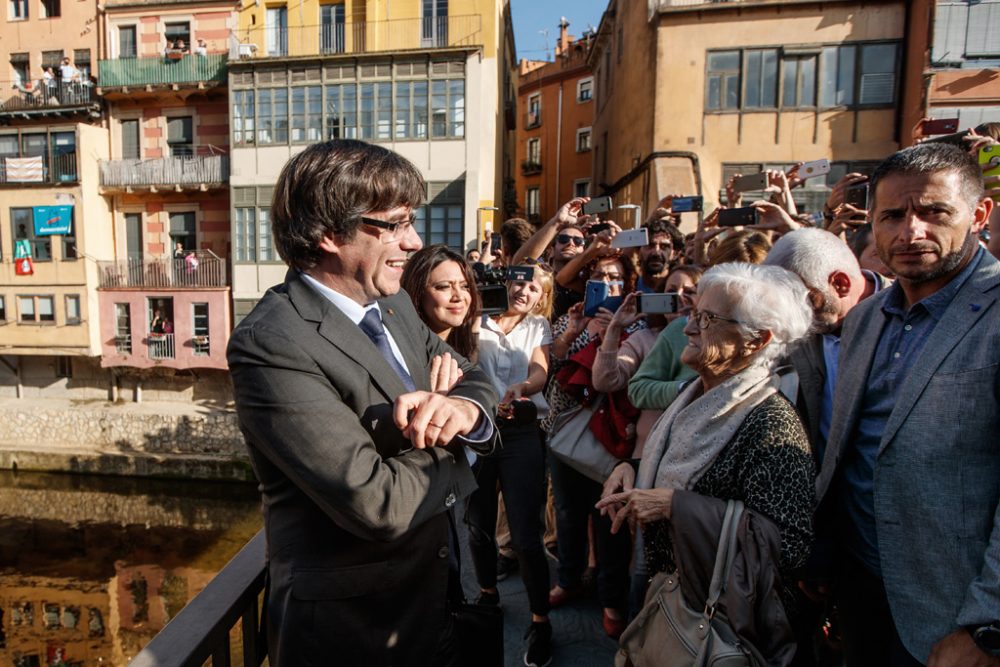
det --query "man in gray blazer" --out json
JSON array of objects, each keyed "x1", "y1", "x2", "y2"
[
  {"x1": 227, "y1": 140, "x2": 498, "y2": 666},
  {"x1": 819, "y1": 143, "x2": 1000, "y2": 666}
]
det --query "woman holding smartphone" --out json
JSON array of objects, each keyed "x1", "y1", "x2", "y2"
[{"x1": 470, "y1": 261, "x2": 555, "y2": 667}]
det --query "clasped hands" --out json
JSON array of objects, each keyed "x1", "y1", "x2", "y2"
[
  {"x1": 393, "y1": 352, "x2": 480, "y2": 450},
  {"x1": 594, "y1": 462, "x2": 674, "y2": 535}
]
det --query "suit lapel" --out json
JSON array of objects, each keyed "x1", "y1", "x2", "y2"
[
  {"x1": 878, "y1": 264, "x2": 1000, "y2": 454},
  {"x1": 286, "y1": 273, "x2": 413, "y2": 400}
]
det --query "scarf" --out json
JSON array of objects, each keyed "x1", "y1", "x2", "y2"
[{"x1": 637, "y1": 363, "x2": 780, "y2": 492}]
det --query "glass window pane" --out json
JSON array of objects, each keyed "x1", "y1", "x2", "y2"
[
  {"x1": 19, "y1": 297, "x2": 34, "y2": 321},
  {"x1": 708, "y1": 51, "x2": 739, "y2": 71},
  {"x1": 782, "y1": 59, "x2": 797, "y2": 107},
  {"x1": 38, "y1": 296, "x2": 54, "y2": 321},
  {"x1": 800, "y1": 56, "x2": 816, "y2": 106},
  {"x1": 838, "y1": 46, "x2": 856, "y2": 106},
  {"x1": 413, "y1": 81, "x2": 428, "y2": 139},
  {"x1": 259, "y1": 209, "x2": 272, "y2": 261},
  {"x1": 819, "y1": 47, "x2": 838, "y2": 107},
  {"x1": 724, "y1": 74, "x2": 739, "y2": 109},
  {"x1": 449, "y1": 79, "x2": 464, "y2": 138},
  {"x1": 762, "y1": 50, "x2": 777, "y2": 107},
  {"x1": 745, "y1": 51, "x2": 761, "y2": 108},
  {"x1": 707, "y1": 76, "x2": 721, "y2": 110}
]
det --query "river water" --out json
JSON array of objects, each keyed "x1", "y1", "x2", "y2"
[{"x1": 0, "y1": 470, "x2": 262, "y2": 666}]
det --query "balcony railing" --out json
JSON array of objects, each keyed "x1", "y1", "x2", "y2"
[
  {"x1": 0, "y1": 152, "x2": 78, "y2": 185},
  {"x1": 521, "y1": 160, "x2": 542, "y2": 176},
  {"x1": 115, "y1": 334, "x2": 132, "y2": 354},
  {"x1": 231, "y1": 14, "x2": 482, "y2": 59},
  {"x1": 98, "y1": 251, "x2": 228, "y2": 289},
  {"x1": 0, "y1": 80, "x2": 97, "y2": 115},
  {"x1": 129, "y1": 531, "x2": 266, "y2": 667},
  {"x1": 97, "y1": 54, "x2": 227, "y2": 89},
  {"x1": 100, "y1": 146, "x2": 229, "y2": 190},
  {"x1": 147, "y1": 332, "x2": 176, "y2": 360}
]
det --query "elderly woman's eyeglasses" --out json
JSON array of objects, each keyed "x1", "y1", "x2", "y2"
[
  {"x1": 689, "y1": 307, "x2": 741, "y2": 330},
  {"x1": 360, "y1": 215, "x2": 416, "y2": 243}
]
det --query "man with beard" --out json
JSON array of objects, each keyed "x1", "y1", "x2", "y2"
[
  {"x1": 819, "y1": 143, "x2": 1000, "y2": 667},
  {"x1": 635, "y1": 217, "x2": 684, "y2": 293}
]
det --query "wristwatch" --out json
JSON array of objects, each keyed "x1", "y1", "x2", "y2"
[{"x1": 970, "y1": 622, "x2": 1000, "y2": 657}]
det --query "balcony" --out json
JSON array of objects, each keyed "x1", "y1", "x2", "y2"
[
  {"x1": 99, "y1": 146, "x2": 228, "y2": 192},
  {"x1": 521, "y1": 160, "x2": 542, "y2": 176},
  {"x1": 96, "y1": 54, "x2": 227, "y2": 91},
  {"x1": 0, "y1": 80, "x2": 99, "y2": 119},
  {"x1": 147, "y1": 332, "x2": 176, "y2": 360},
  {"x1": 526, "y1": 112, "x2": 541, "y2": 129},
  {"x1": 231, "y1": 14, "x2": 483, "y2": 59},
  {"x1": 0, "y1": 152, "x2": 78, "y2": 185},
  {"x1": 98, "y1": 252, "x2": 228, "y2": 289}
]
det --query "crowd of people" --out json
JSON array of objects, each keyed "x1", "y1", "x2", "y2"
[{"x1": 228, "y1": 126, "x2": 1000, "y2": 667}]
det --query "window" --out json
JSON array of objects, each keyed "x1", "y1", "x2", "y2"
[
  {"x1": 52, "y1": 130, "x2": 77, "y2": 185},
  {"x1": 124, "y1": 212, "x2": 143, "y2": 261},
  {"x1": 235, "y1": 207, "x2": 256, "y2": 262},
  {"x1": 320, "y1": 4, "x2": 346, "y2": 54},
  {"x1": 325, "y1": 83, "x2": 358, "y2": 139},
  {"x1": 65, "y1": 295, "x2": 80, "y2": 325},
  {"x1": 257, "y1": 88, "x2": 289, "y2": 144},
  {"x1": 291, "y1": 86, "x2": 322, "y2": 142},
  {"x1": 164, "y1": 22, "x2": 190, "y2": 49},
  {"x1": 525, "y1": 188, "x2": 540, "y2": 217},
  {"x1": 577, "y1": 77, "x2": 593, "y2": 102},
  {"x1": 706, "y1": 51, "x2": 740, "y2": 110},
  {"x1": 266, "y1": 7, "x2": 288, "y2": 57},
  {"x1": 9, "y1": 0, "x2": 27, "y2": 20},
  {"x1": 41, "y1": 51, "x2": 64, "y2": 70},
  {"x1": 421, "y1": 0, "x2": 448, "y2": 48},
  {"x1": 0, "y1": 296, "x2": 6, "y2": 321},
  {"x1": 18, "y1": 295, "x2": 54, "y2": 323},
  {"x1": 121, "y1": 119, "x2": 140, "y2": 159},
  {"x1": 233, "y1": 187, "x2": 276, "y2": 263},
  {"x1": 527, "y1": 93, "x2": 540, "y2": 127},
  {"x1": 56, "y1": 356, "x2": 72, "y2": 378},
  {"x1": 118, "y1": 25, "x2": 137, "y2": 59},
  {"x1": 40, "y1": 0, "x2": 59, "y2": 18},
  {"x1": 394, "y1": 80, "x2": 429, "y2": 139},
  {"x1": 414, "y1": 180, "x2": 463, "y2": 249},
  {"x1": 115, "y1": 303, "x2": 131, "y2": 353},
  {"x1": 360, "y1": 82, "x2": 393, "y2": 140},
  {"x1": 169, "y1": 212, "x2": 196, "y2": 251},
  {"x1": 167, "y1": 117, "x2": 193, "y2": 157},
  {"x1": 707, "y1": 42, "x2": 899, "y2": 111},
  {"x1": 430, "y1": 79, "x2": 463, "y2": 138},
  {"x1": 193, "y1": 303, "x2": 210, "y2": 355},
  {"x1": 526, "y1": 138, "x2": 540, "y2": 164},
  {"x1": 73, "y1": 49, "x2": 90, "y2": 78},
  {"x1": 10, "y1": 53, "x2": 30, "y2": 88},
  {"x1": 11, "y1": 208, "x2": 51, "y2": 262},
  {"x1": 232, "y1": 90, "x2": 255, "y2": 144},
  {"x1": 576, "y1": 127, "x2": 592, "y2": 152},
  {"x1": 574, "y1": 180, "x2": 590, "y2": 198}
]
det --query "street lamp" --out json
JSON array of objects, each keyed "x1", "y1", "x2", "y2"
[{"x1": 616, "y1": 204, "x2": 642, "y2": 230}]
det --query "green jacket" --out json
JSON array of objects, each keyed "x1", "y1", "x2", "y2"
[{"x1": 627, "y1": 316, "x2": 697, "y2": 410}]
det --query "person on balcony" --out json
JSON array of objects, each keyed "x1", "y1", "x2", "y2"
[{"x1": 194, "y1": 38, "x2": 208, "y2": 56}]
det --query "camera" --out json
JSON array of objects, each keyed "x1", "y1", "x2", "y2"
[{"x1": 471, "y1": 264, "x2": 537, "y2": 316}]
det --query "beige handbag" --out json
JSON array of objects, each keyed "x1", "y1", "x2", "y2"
[
  {"x1": 616, "y1": 500, "x2": 760, "y2": 667},
  {"x1": 546, "y1": 397, "x2": 619, "y2": 483}
]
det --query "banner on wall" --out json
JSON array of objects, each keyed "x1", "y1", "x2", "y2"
[
  {"x1": 33, "y1": 205, "x2": 73, "y2": 236},
  {"x1": 14, "y1": 239, "x2": 33, "y2": 275}
]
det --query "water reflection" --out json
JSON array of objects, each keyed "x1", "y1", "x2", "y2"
[{"x1": 0, "y1": 470, "x2": 261, "y2": 666}]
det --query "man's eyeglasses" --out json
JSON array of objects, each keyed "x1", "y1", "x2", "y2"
[
  {"x1": 360, "y1": 215, "x2": 416, "y2": 243},
  {"x1": 689, "y1": 307, "x2": 742, "y2": 330},
  {"x1": 556, "y1": 233, "x2": 585, "y2": 247}
]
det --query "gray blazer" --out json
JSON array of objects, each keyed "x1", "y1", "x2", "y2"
[
  {"x1": 819, "y1": 251, "x2": 1000, "y2": 661},
  {"x1": 227, "y1": 270, "x2": 498, "y2": 667},
  {"x1": 787, "y1": 334, "x2": 826, "y2": 461}
]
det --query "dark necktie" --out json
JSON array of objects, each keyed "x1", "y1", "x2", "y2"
[{"x1": 358, "y1": 308, "x2": 416, "y2": 392}]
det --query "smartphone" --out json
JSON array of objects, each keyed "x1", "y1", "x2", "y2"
[
  {"x1": 507, "y1": 265, "x2": 535, "y2": 282},
  {"x1": 636, "y1": 292, "x2": 680, "y2": 315},
  {"x1": 798, "y1": 159, "x2": 831, "y2": 180},
  {"x1": 731, "y1": 172, "x2": 769, "y2": 193},
  {"x1": 670, "y1": 196, "x2": 703, "y2": 214},
  {"x1": 611, "y1": 228, "x2": 649, "y2": 249},
  {"x1": 923, "y1": 118, "x2": 960, "y2": 135},
  {"x1": 582, "y1": 196, "x2": 613, "y2": 216},
  {"x1": 490, "y1": 234, "x2": 501, "y2": 253},
  {"x1": 980, "y1": 146, "x2": 1000, "y2": 202},
  {"x1": 478, "y1": 284, "x2": 508, "y2": 316},
  {"x1": 583, "y1": 280, "x2": 622, "y2": 317},
  {"x1": 588, "y1": 222, "x2": 611, "y2": 235},
  {"x1": 844, "y1": 183, "x2": 869, "y2": 209},
  {"x1": 718, "y1": 207, "x2": 758, "y2": 227}
]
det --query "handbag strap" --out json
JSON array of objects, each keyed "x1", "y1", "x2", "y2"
[{"x1": 704, "y1": 499, "x2": 744, "y2": 614}]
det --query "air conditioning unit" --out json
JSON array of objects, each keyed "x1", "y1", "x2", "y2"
[{"x1": 238, "y1": 43, "x2": 258, "y2": 59}]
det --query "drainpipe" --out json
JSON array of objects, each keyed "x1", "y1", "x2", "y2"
[{"x1": 554, "y1": 81, "x2": 563, "y2": 212}]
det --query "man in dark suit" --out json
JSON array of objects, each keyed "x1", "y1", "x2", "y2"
[{"x1": 227, "y1": 140, "x2": 498, "y2": 666}]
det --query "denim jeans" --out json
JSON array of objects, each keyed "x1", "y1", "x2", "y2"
[
  {"x1": 464, "y1": 422, "x2": 551, "y2": 616},
  {"x1": 549, "y1": 454, "x2": 631, "y2": 612}
]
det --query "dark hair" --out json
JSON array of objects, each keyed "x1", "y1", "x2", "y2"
[
  {"x1": 668, "y1": 264, "x2": 704, "y2": 285},
  {"x1": 499, "y1": 218, "x2": 535, "y2": 257},
  {"x1": 643, "y1": 217, "x2": 685, "y2": 251},
  {"x1": 271, "y1": 140, "x2": 425, "y2": 270},
  {"x1": 708, "y1": 231, "x2": 772, "y2": 266},
  {"x1": 587, "y1": 254, "x2": 638, "y2": 294},
  {"x1": 870, "y1": 142, "x2": 984, "y2": 212},
  {"x1": 400, "y1": 245, "x2": 480, "y2": 359}
]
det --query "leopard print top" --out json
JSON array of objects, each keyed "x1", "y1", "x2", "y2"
[{"x1": 644, "y1": 392, "x2": 816, "y2": 577}]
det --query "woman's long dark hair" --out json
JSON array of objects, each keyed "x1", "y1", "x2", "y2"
[{"x1": 401, "y1": 245, "x2": 480, "y2": 359}]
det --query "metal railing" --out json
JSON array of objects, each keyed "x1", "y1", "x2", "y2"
[
  {"x1": 97, "y1": 53, "x2": 227, "y2": 88},
  {"x1": 115, "y1": 334, "x2": 132, "y2": 354},
  {"x1": 0, "y1": 80, "x2": 97, "y2": 112},
  {"x1": 526, "y1": 112, "x2": 540, "y2": 128},
  {"x1": 147, "y1": 332, "x2": 176, "y2": 360},
  {"x1": 100, "y1": 147, "x2": 229, "y2": 189},
  {"x1": 98, "y1": 251, "x2": 228, "y2": 289},
  {"x1": 129, "y1": 531, "x2": 266, "y2": 667},
  {"x1": 0, "y1": 151, "x2": 78, "y2": 184},
  {"x1": 521, "y1": 160, "x2": 542, "y2": 175},
  {"x1": 232, "y1": 14, "x2": 482, "y2": 58}
]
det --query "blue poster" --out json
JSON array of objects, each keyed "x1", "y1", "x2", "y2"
[{"x1": 33, "y1": 205, "x2": 73, "y2": 236}]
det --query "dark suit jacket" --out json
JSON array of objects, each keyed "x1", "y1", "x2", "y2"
[
  {"x1": 227, "y1": 270, "x2": 498, "y2": 667},
  {"x1": 787, "y1": 334, "x2": 826, "y2": 463}
]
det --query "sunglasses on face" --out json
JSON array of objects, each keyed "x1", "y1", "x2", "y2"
[{"x1": 556, "y1": 233, "x2": 585, "y2": 247}]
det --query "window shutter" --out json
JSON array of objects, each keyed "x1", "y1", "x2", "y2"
[
  {"x1": 232, "y1": 187, "x2": 256, "y2": 206},
  {"x1": 122, "y1": 119, "x2": 140, "y2": 159},
  {"x1": 966, "y1": 1, "x2": 1000, "y2": 57}
]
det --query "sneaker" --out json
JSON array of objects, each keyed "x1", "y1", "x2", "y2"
[
  {"x1": 523, "y1": 621, "x2": 553, "y2": 667},
  {"x1": 475, "y1": 590, "x2": 500, "y2": 606},
  {"x1": 497, "y1": 554, "x2": 519, "y2": 582}
]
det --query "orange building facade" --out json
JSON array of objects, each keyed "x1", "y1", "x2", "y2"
[{"x1": 514, "y1": 21, "x2": 594, "y2": 224}]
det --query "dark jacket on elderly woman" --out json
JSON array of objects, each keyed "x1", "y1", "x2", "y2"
[{"x1": 669, "y1": 490, "x2": 797, "y2": 667}]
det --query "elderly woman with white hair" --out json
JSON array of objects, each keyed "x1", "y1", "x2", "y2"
[{"x1": 598, "y1": 263, "x2": 816, "y2": 659}]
